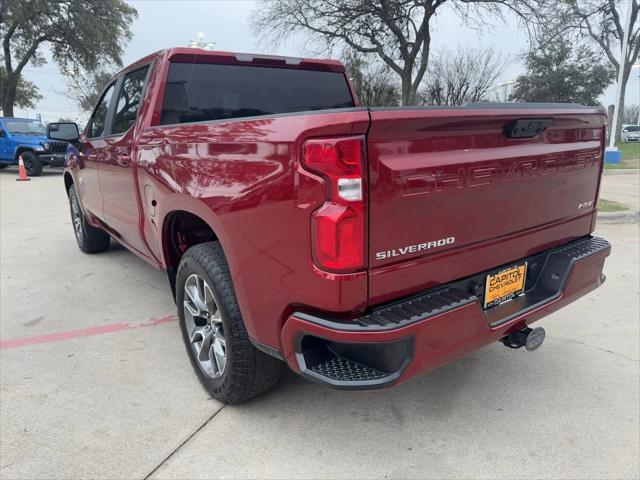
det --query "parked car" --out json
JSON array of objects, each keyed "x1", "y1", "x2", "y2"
[
  {"x1": 621, "y1": 124, "x2": 640, "y2": 143},
  {"x1": 0, "y1": 117, "x2": 68, "y2": 176},
  {"x1": 51, "y1": 48, "x2": 611, "y2": 403}
]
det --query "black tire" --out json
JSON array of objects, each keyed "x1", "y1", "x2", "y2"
[
  {"x1": 0, "y1": 164, "x2": 8, "y2": 169},
  {"x1": 21, "y1": 151, "x2": 43, "y2": 177},
  {"x1": 176, "y1": 242, "x2": 282, "y2": 404},
  {"x1": 68, "y1": 185, "x2": 110, "y2": 253}
]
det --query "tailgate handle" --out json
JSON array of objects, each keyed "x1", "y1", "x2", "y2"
[{"x1": 504, "y1": 118, "x2": 552, "y2": 138}]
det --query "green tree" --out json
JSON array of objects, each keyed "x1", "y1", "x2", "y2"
[
  {"x1": 510, "y1": 37, "x2": 614, "y2": 105},
  {"x1": 0, "y1": 66, "x2": 42, "y2": 109},
  {"x1": 540, "y1": 0, "x2": 639, "y2": 141},
  {"x1": 0, "y1": 0, "x2": 137, "y2": 116}
]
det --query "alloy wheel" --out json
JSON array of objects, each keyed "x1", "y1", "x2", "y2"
[
  {"x1": 70, "y1": 192, "x2": 83, "y2": 244},
  {"x1": 183, "y1": 273, "x2": 226, "y2": 379}
]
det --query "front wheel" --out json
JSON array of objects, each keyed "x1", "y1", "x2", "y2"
[
  {"x1": 21, "y1": 151, "x2": 43, "y2": 177},
  {"x1": 68, "y1": 185, "x2": 110, "y2": 253},
  {"x1": 176, "y1": 242, "x2": 282, "y2": 404}
]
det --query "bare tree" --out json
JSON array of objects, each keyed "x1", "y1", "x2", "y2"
[
  {"x1": 623, "y1": 103, "x2": 639, "y2": 124},
  {"x1": 419, "y1": 46, "x2": 507, "y2": 105},
  {"x1": 343, "y1": 51, "x2": 400, "y2": 106},
  {"x1": 544, "y1": 0, "x2": 639, "y2": 141},
  {"x1": 253, "y1": 0, "x2": 541, "y2": 106},
  {"x1": 65, "y1": 67, "x2": 116, "y2": 112}
]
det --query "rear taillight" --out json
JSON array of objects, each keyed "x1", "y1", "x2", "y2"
[{"x1": 302, "y1": 136, "x2": 366, "y2": 272}]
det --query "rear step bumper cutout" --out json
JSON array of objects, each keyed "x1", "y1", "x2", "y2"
[
  {"x1": 282, "y1": 236, "x2": 610, "y2": 389},
  {"x1": 295, "y1": 335, "x2": 413, "y2": 389}
]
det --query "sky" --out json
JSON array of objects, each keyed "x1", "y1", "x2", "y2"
[{"x1": 13, "y1": 0, "x2": 640, "y2": 123}]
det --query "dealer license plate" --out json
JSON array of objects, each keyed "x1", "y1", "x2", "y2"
[{"x1": 484, "y1": 262, "x2": 527, "y2": 309}]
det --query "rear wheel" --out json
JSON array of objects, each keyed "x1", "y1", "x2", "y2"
[
  {"x1": 0, "y1": 164, "x2": 7, "y2": 169},
  {"x1": 68, "y1": 185, "x2": 110, "y2": 253},
  {"x1": 21, "y1": 151, "x2": 43, "y2": 177},
  {"x1": 176, "y1": 242, "x2": 282, "y2": 404}
]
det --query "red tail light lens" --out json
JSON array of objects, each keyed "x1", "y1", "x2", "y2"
[{"x1": 302, "y1": 136, "x2": 366, "y2": 272}]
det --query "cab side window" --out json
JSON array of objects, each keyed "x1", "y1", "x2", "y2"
[
  {"x1": 112, "y1": 66, "x2": 149, "y2": 135},
  {"x1": 88, "y1": 83, "x2": 116, "y2": 138}
]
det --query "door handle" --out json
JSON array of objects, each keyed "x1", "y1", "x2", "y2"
[{"x1": 117, "y1": 153, "x2": 131, "y2": 167}]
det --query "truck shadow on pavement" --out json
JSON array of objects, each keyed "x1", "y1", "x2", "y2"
[
  {"x1": 270, "y1": 357, "x2": 480, "y2": 418},
  {"x1": 99, "y1": 238, "x2": 550, "y2": 419},
  {"x1": 101, "y1": 239, "x2": 493, "y2": 418},
  {"x1": 160, "y1": 336, "x2": 610, "y2": 480}
]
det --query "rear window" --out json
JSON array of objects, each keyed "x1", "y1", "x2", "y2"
[{"x1": 160, "y1": 62, "x2": 354, "y2": 125}]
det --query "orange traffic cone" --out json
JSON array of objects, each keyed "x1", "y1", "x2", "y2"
[{"x1": 16, "y1": 155, "x2": 30, "y2": 182}]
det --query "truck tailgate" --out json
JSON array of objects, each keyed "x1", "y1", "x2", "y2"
[{"x1": 366, "y1": 106, "x2": 606, "y2": 305}]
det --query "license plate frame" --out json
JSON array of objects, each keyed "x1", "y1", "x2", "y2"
[{"x1": 483, "y1": 262, "x2": 528, "y2": 309}]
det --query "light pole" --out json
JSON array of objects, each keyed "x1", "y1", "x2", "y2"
[
  {"x1": 634, "y1": 64, "x2": 640, "y2": 125},
  {"x1": 606, "y1": 0, "x2": 633, "y2": 161}
]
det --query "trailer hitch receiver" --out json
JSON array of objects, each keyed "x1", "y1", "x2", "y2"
[{"x1": 500, "y1": 326, "x2": 546, "y2": 351}]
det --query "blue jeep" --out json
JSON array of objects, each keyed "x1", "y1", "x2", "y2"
[{"x1": 0, "y1": 117, "x2": 68, "y2": 176}]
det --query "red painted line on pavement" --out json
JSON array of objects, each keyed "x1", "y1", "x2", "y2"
[{"x1": 0, "y1": 315, "x2": 177, "y2": 350}]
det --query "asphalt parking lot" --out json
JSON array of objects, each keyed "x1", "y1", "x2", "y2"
[{"x1": 1, "y1": 168, "x2": 639, "y2": 480}]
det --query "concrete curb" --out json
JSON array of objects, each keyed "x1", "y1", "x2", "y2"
[{"x1": 597, "y1": 210, "x2": 640, "y2": 224}]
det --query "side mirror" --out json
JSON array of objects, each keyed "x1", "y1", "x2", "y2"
[{"x1": 47, "y1": 122, "x2": 80, "y2": 142}]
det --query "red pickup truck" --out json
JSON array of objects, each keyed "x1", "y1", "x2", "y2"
[{"x1": 51, "y1": 48, "x2": 611, "y2": 403}]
